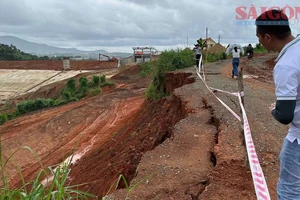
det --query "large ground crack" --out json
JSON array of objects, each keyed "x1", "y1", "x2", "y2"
[
  {"x1": 182, "y1": 96, "x2": 222, "y2": 200},
  {"x1": 67, "y1": 72, "x2": 196, "y2": 198}
]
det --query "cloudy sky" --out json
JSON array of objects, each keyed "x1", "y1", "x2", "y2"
[{"x1": 0, "y1": 0, "x2": 299, "y2": 53}]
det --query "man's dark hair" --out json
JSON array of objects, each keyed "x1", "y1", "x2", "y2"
[{"x1": 255, "y1": 9, "x2": 291, "y2": 39}]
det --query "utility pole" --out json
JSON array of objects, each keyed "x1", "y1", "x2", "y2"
[
  {"x1": 187, "y1": 36, "x2": 188, "y2": 48},
  {"x1": 206, "y1": 27, "x2": 208, "y2": 64},
  {"x1": 218, "y1": 35, "x2": 221, "y2": 44}
]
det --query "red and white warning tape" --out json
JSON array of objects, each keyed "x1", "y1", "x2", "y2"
[
  {"x1": 196, "y1": 70, "x2": 241, "y2": 121},
  {"x1": 196, "y1": 56, "x2": 270, "y2": 200},
  {"x1": 209, "y1": 87, "x2": 239, "y2": 97},
  {"x1": 238, "y1": 93, "x2": 270, "y2": 200}
]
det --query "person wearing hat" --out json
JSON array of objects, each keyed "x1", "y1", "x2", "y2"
[
  {"x1": 256, "y1": 9, "x2": 300, "y2": 199},
  {"x1": 193, "y1": 44, "x2": 202, "y2": 68}
]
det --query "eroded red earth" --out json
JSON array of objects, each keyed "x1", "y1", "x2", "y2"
[{"x1": 0, "y1": 54, "x2": 282, "y2": 199}]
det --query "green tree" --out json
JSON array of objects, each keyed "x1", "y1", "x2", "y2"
[
  {"x1": 196, "y1": 38, "x2": 206, "y2": 49},
  {"x1": 0, "y1": 43, "x2": 47, "y2": 60}
]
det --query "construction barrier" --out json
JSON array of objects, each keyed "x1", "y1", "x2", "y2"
[{"x1": 196, "y1": 57, "x2": 271, "y2": 200}]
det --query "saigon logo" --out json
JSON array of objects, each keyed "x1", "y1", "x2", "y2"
[{"x1": 235, "y1": 4, "x2": 300, "y2": 25}]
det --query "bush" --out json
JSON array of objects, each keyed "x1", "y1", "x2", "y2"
[
  {"x1": 145, "y1": 83, "x2": 165, "y2": 100},
  {"x1": 139, "y1": 62, "x2": 153, "y2": 77},
  {"x1": 100, "y1": 81, "x2": 114, "y2": 88},
  {"x1": 61, "y1": 89, "x2": 73, "y2": 101},
  {"x1": 54, "y1": 98, "x2": 67, "y2": 106},
  {"x1": 45, "y1": 98, "x2": 55, "y2": 106},
  {"x1": 89, "y1": 88, "x2": 102, "y2": 96},
  {"x1": 79, "y1": 77, "x2": 88, "y2": 88},
  {"x1": 155, "y1": 48, "x2": 194, "y2": 72},
  {"x1": 146, "y1": 48, "x2": 194, "y2": 100},
  {"x1": 92, "y1": 75, "x2": 100, "y2": 86},
  {"x1": 254, "y1": 43, "x2": 268, "y2": 53},
  {"x1": 16, "y1": 98, "x2": 50, "y2": 114},
  {"x1": 0, "y1": 114, "x2": 7, "y2": 125},
  {"x1": 76, "y1": 86, "x2": 88, "y2": 99},
  {"x1": 34, "y1": 98, "x2": 48, "y2": 109},
  {"x1": 6, "y1": 112, "x2": 17, "y2": 120},
  {"x1": 100, "y1": 75, "x2": 106, "y2": 83},
  {"x1": 207, "y1": 53, "x2": 218, "y2": 62},
  {"x1": 66, "y1": 78, "x2": 76, "y2": 91},
  {"x1": 221, "y1": 52, "x2": 227, "y2": 59},
  {"x1": 202, "y1": 52, "x2": 227, "y2": 63},
  {"x1": 69, "y1": 97, "x2": 78, "y2": 102},
  {"x1": 3, "y1": 75, "x2": 113, "y2": 124}
]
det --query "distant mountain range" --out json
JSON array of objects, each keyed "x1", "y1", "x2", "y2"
[{"x1": 0, "y1": 36, "x2": 131, "y2": 59}]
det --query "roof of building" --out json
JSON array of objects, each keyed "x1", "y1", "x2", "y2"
[
  {"x1": 203, "y1": 37, "x2": 217, "y2": 43},
  {"x1": 207, "y1": 43, "x2": 226, "y2": 53}
]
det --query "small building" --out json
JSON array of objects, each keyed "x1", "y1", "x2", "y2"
[
  {"x1": 133, "y1": 47, "x2": 158, "y2": 63},
  {"x1": 203, "y1": 37, "x2": 217, "y2": 49},
  {"x1": 62, "y1": 57, "x2": 70, "y2": 70}
]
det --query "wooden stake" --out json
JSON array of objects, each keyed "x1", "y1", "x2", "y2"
[{"x1": 238, "y1": 66, "x2": 249, "y2": 168}]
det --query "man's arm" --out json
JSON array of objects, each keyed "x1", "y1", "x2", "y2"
[{"x1": 271, "y1": 100, "x2": 296, "y2": 124}]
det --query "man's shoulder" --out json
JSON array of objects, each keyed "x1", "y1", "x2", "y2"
[
  {"x1": 279, "y1": 46, "x2": 300, "y2": 66},
  {"x1": 274, "y1": 62, "x2": 299, "y2": 80}
]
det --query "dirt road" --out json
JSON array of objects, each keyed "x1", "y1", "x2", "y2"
[
  {"x1": 114, "y1": 53, "x2": 287, "y2": 199},
  {"x1": 0, "y1": 53, "x2": 286, "y2": 199}
]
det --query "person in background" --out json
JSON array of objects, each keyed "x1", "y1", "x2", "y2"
[
  {"x1": 256, "y1": 9, "x2": 300, "y2": 199},
  {"x1": 247, "y1": 44, "x2": 254, "y2": 59},
  {"x1": 231, "y1": 46, "x2": 242, "y2": 79},
  {"x1": 193, "y1": 44, "x2": 202, "y2": 68}
]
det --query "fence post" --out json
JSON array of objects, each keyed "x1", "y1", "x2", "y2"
[{"x1": 238, "y1": 66, "x2": 249, "y2": 168}]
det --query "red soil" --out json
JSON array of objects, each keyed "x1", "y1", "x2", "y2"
[{"x1": 0, "y1": 54, "x2": 283, "y2": 199}]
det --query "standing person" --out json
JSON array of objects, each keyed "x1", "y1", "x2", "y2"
[
  {"x1": 193, "y1": 44, "x2": 202, "y2": 68},
  {"x1": 231, "y1": 46, "x2": 242, "y2": 79},
  {"x1": 256, "y1": 9, "x2": 300, "y2": 199}
]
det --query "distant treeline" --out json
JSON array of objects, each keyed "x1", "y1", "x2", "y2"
[{"x1": 0, "y1": 43, "x2": 55, "y2": 60}]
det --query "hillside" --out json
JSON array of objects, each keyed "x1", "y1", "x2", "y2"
[
  {"x1": 0, "y1": 43, "x2": 40, "y2": 60},
  {"x1": 0, "y1": 36, "x2": 107, "y2": 54},
  {"x1": 0, "y1": 36, "x2": 132, "y2": 60}
]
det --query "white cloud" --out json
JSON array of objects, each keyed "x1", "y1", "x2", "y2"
[{"x1": 0, "y1": 0, "x2": 299, "y2": 52}]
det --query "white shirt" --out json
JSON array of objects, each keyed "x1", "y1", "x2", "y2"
[
  {"x1": 274, "y1": 36, "x2": 300, "y2": 143},
  {"x1": 194, "y1": 47, "x2": 201, "y2": 54},
  {"x1": 232, "y1": 49, "x2": 241, "y2": 58}
]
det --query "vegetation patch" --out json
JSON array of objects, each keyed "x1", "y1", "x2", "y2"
[
  {"x1": 145, "y1": 48, "x2": 194, "y2": 100},
  {"x1": 0, "y1": 75, "x2": 113, "y2": 126},
  {"x1": 0, "y1": 145, "x2": 97, "y2": 199},
  {"x1": 0, "y1": 43, "x2": 52, "y2": 60}
]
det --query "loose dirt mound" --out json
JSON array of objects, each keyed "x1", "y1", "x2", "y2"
[
  {"x1": 243, "y1": 53, "x2": 276, "y2": 75},
  {"x1": 111, "y1": 64, "x2": 142, "y2": 80}
]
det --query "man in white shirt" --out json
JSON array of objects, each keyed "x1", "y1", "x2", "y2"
[
  {"x1": 256, "y1": 9, "x2": 300, "y2": 199},
  {"x1": 193, "y1": 44, "x2": 202, "y2": 68}
]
